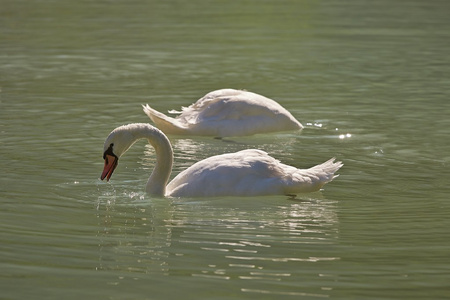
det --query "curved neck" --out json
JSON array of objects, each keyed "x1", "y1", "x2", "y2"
[{"x1": 131, "y1": 124, "x2": 173, "y2": 196}]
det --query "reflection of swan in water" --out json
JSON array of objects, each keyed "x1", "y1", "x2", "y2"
[
  {"x1": 143, "y1": 89, "x2": 303, "y2": 137},
  {"x1": 100, "y1": 123, "x2": 343, "y2": 197},
  {"x1": 96, "y1": 195, "x2": 174, "y2": 275},
  {"x1": 95, "y1": 193, "x2": 339, "y2": 290},
  {"x1": 170, "y1": 195, "x2": 339, "y2": 287}
]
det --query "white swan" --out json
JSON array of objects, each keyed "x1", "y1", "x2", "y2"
[
  {"x1": 142, "y1": 89, "x2": 303, "y2": 137},
  {"x1": 100, "y1": 123, "x2": 342, "y2": 197}
]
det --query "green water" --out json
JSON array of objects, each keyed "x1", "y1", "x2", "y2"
[{"x1": 1, "y1": 0, "x2": 450, "y2": 299}]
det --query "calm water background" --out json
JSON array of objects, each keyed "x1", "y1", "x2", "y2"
[{"x1": 1, "y1": 0, "x2": 450, "y2": 299}]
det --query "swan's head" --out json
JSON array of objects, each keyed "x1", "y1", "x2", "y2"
[{"x1": 100, "y1": 124, "x2": 139, "y2": 181}]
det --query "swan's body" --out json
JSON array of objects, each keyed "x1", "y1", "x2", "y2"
[
  {"x1": 101, "y1": 123, "x2": 342, "y2": 197},
  {"x1": 143, "y1": 89, "x2": 303, "y2": 137}
]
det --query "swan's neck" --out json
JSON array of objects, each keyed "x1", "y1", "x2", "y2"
[{"x1": 132, "y1": 125, "x2": 173, "y2": 196}]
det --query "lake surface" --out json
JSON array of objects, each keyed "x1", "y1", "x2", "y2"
[{"x1": 1, "y1": 0, "x2": 450, "y2": 299}]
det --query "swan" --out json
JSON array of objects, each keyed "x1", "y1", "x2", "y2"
[
  {"x1": 142, "y1": 89, "x2": 303, "y2": 137},
  {"x1": 100, "y1": 123, "x2": 343, "y2": 197}
]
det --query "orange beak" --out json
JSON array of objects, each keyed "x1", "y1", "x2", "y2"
[{"x1": 101, "y1": 154, "x2": 118, "y2": 181}]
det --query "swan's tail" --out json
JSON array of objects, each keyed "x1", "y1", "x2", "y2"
[
  {"x1": 285, "y1": 158, "x2": 343, "y2": 194},
  {"x1": 310, "y1": 157, "x2": 343, "y2": 182},
  {"x1": 142, "y1": 104, "x2": 187, "y2": 135}
]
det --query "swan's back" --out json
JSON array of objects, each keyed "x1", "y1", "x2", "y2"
[
  {"x1": 166, "y1": 150, "x2": 342, "y2": 197},
  {"x1": 179, "y1": 89, "x2": 302, "y2": 136},
  {"x1": 166, "y1": 150, "x2": 283, "y2": 197}
]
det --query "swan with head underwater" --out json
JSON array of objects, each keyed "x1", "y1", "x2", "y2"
[
  {"x1": 143, "y1": 88, "x2": 303, "y2": 137},
  {"x1": 100, "y1": 123, "x2": 343, "y2": 197}
]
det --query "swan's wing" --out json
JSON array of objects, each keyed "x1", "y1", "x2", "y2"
[
  {"x1": 166, "y1": 149, "x2": 287, "y2": 197},
  {"x1": 177, "y1": 89, "x2": 295, "y2": 124},
  {"x1": 167, "y1": 151, "x2": 343, "y2": 197}
]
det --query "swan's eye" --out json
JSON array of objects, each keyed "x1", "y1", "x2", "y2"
[{"x1": 103, "y1": 143, "x2": 115, "y2": 159}]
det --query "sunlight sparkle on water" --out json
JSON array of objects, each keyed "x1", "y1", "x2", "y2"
[
  {"x1": 306, "y1": 122, "x2": 323, "y2": 128},
  {"x1": 339, "y1": 133, "x2": 352, "y2": 139}
]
